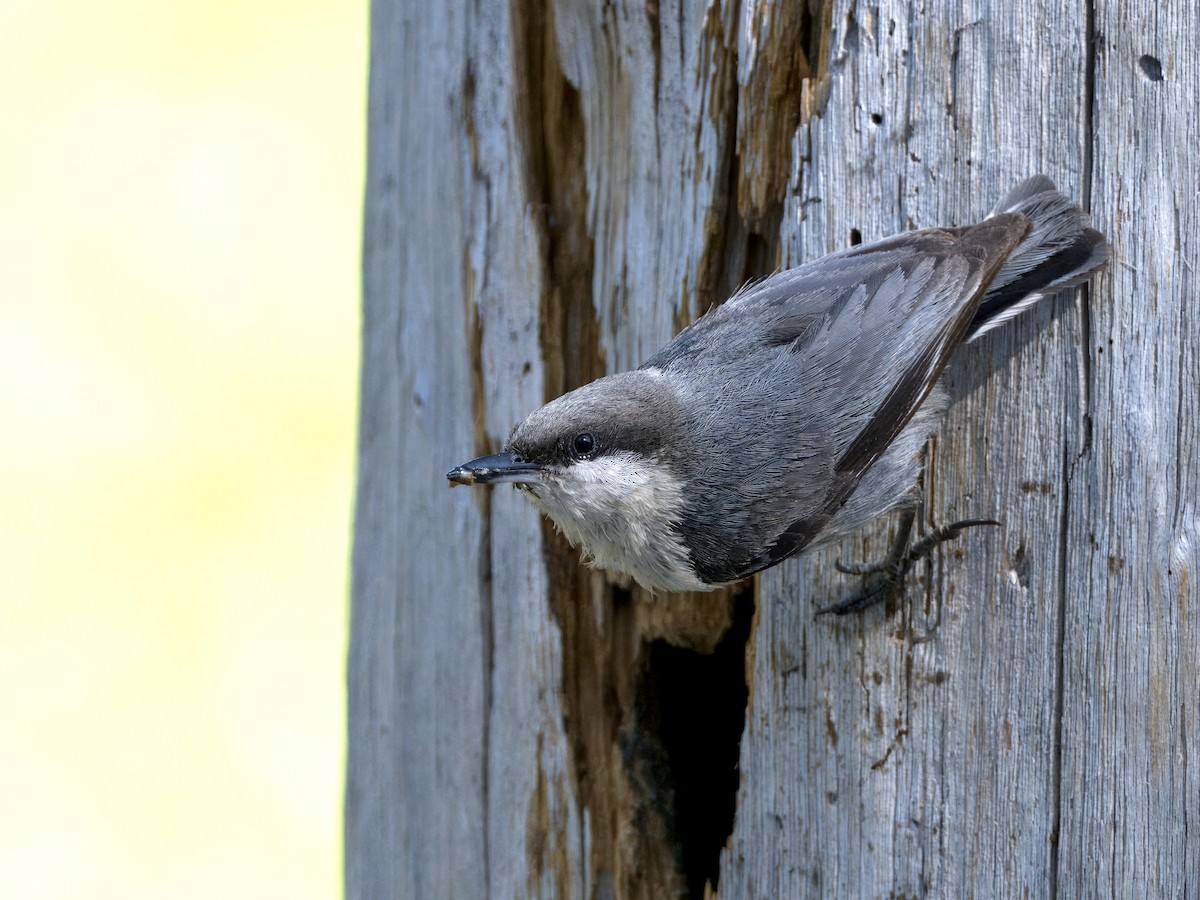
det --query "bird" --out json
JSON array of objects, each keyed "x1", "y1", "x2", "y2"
[{"x1": 447, "y1": 176, "x2": 1107, "y2": 612}]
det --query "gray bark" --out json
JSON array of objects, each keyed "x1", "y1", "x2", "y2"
[{"x1": 349, "y1": 0, "x2": 1200, "y2": 897}]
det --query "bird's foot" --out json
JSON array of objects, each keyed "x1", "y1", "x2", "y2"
[{"x1": 818, "y1": 515, "x2": 1000, "y2": 616}]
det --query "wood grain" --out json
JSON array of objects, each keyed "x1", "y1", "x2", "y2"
[{"x1": 348, "y1": 0, "x2": 1199, "y2": 896}]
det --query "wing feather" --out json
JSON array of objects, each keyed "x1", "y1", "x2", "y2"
[{"x1": 650, "y1": 216, "x2": 1028, "y2": 583}]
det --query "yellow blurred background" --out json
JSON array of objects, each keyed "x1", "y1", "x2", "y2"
[{"x1": 0, "y1": 1, "x2": 364, "y2": 896}]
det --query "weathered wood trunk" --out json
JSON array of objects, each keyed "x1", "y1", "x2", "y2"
[{"x1": 348, "y1": 1, "x2": 1199, "y2": 896}]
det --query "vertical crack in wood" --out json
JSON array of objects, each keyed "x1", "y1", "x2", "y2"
[
  {"x1": 511, "y1": 1, "x2": 688, "y2": 895},
  {"x1": 682, "y1": 7, "x2": 740, "y2": 333},
  {"x1": 1051, "y1": 6, "x2": 1100, "y2": 898},
  {"x1": 504, "y1": 2, "x2": 838, "y2": 895},
  {"x1": 1050, "y1": 390, "x2": 1070, "y2": 900},
  {"x1": 1075, "y1": 0, "x2": 1098, "y2": 469},
  {"x1": 736, "y1": 0, "x2": 831, "y2": 229},
  {"x1": 646, "y1": 1, "x2": 662, "y2": 122},
  {"x1": 461, "y1": 61, "x2": 497, "y2": 896}
]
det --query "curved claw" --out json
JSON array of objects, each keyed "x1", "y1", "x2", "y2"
[
  {"x1": 940, "y1": 517, "x2": 1001, "y2": 537},
  {"x1": 816, "y1": 585, "x2": 891, "y2": 616},
  {"x1": 835, "y1": 558, "x2": 878, "y2": 576}
]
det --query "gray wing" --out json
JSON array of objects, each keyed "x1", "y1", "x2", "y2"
[{"x1": 645, "y1": 215, "x2": 1028, "y2": 584}]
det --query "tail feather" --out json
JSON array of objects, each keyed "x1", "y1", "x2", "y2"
[{"x1": 970, "y1": 177, "x2": 1108, "y2": 340}]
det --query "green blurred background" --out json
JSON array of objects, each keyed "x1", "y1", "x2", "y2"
[{"x1": 0, "y1": 1, "x2": 364, "y2": 896}]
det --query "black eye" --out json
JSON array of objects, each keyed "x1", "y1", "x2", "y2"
[{"x1": 571, "y1": 432, "x2": 597, "y2": 458}]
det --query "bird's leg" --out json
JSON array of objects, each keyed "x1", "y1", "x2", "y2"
[
  {"x1": 819, "y1": 510, "x2": 915, "y2": 615},
  {"x1": 833, "y1": 508, "x2": 916, "y2": 577},
  {"x1": 818, "y1": 512, "x2": 1000, "y2": 616}
]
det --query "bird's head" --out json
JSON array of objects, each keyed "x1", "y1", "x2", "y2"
[{"x1": 447, "y1": 369, "x2": 708, "y2": 592}]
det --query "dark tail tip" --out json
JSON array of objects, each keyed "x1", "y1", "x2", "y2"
[{"x1": 970, "y1": 177, "x2": 1108, "y2": 340}]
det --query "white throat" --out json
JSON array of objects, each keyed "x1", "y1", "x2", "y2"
[{"x1": 524, "y1": 453, "x2": 708, "y2": 593}]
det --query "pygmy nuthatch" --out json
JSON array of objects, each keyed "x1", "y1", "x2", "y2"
[{"x1": 448, "y1": 177, "x2": 1107, "y2": 609}]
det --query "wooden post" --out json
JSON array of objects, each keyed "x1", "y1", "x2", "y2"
[{"x1": 348, "y1": 1, "x2": 1199, "y2": 896}]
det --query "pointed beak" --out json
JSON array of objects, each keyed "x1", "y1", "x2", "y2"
[{"x1": 447, "y1": 452, "x2": 543, "y2": 487}]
